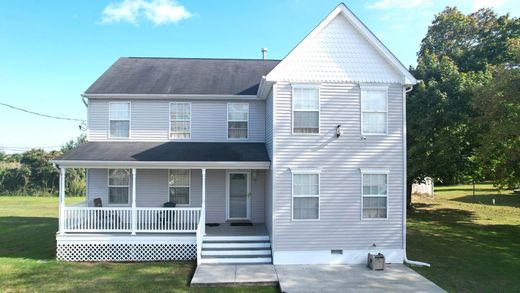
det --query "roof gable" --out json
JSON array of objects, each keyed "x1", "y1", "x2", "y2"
[{"x1": 265, "y1": 3, "x2": 416, "y2": 85}]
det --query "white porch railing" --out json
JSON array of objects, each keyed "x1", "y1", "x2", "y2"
[
  {"x1": 62, "y1": 207, "x2": 201, "y2": 233},
  {"x1": 136, "y1": 208, "x2": 201, "y2": 232}
]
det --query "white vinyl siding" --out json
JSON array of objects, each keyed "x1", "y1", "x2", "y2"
[
  {"x1": 107, "y1": 169, "x2": 130, "y2": 205},
  {"x1": 361, "y1": 86, "x2": 388, "y2": 135},
  {"x1": 292, "y1": 86, "x2": 320, "y2": 134},
  {"x1": 168, "y1": 169, "x2": 190, "y2": 205},
  {"x1": 292, "y1": 173, "x2": 320, "y2": 220},
  {"x1": 88, "y1": 99, "x2": 265, "y2": 142},
  {"x1": 227, "y1": 103, "x2": 249, "y2": 139},
  {"x1": 109, "y1": 102, "x2": 130, "y2": 138},
  {"x1": 273, "y1": 82, "x2": 404, "y2": 251},
  {"x1": 361, "y1": 172, "x2": 388, "y2": 219},
  {"x1": 170, "y1": 102, "x2": 191, "y2": 139}
]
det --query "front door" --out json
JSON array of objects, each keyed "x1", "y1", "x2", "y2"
[{"x1": 227, "y1": 171, "x2": 250, "y2": 220}]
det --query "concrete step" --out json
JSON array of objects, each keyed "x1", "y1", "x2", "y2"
[
  {"x1": 202, "y1": 249, "x2": 272, "y2": 256},
  {"x1": 203, "y1": 235, "x2": 270, "y2": 242},
  {"x1": 200, "y1": 257, "x2": 272, "y2": 264},
  {"x1": 202, "y1": 242, "x2": 271, "y2": 249}
]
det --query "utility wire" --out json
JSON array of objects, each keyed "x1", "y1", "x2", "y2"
[{"x1": 0, "y1": 101, "x2": 84, "y2": 122}]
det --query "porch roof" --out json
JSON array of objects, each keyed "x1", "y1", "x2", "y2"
[{"x1": 51, "y1": 141, "x2": 270, "y2": 169}]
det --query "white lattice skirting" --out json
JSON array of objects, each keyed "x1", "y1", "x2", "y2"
[{"x1": 56, "y1": 235, "x2": 196, "y2": 262}]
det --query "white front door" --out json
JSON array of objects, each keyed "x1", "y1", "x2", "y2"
[{"x1": 227, "y1": 171, "x2": 250, "y2": 220}]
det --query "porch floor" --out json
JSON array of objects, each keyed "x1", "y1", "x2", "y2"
[{"x1": 205, "y1": 223, "x2": 268, "y2": 237}]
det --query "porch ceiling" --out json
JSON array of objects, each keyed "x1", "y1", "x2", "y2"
[{"x1": 51, "y1": 141, "x2": 270, "y2": 169}]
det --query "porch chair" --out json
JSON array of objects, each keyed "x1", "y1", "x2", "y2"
[
  {"x1": 93, "y1": 197, "x2": 121, "y2": 229},
  {"x1": 156, "y1": 201, "x2": 176, "y2": 230}
]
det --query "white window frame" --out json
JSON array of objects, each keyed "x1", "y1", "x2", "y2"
[
  {"x1": 360, "y1": 85, "x2": 389, "y2": 136},
  {"x1": 360, "y1": 168, "x2": 390, "y2": 220},
  {"x1": 108, "y1": 102, "x2": 131, "y2": 139},
  {"x1": 168, "y1": 169, "x2": 191, "y2": 206},
  {"x1": 169, "y1": 102, "x2": 191, "y2": 140},
  {"x1": 227, "y1": 103, "x2": 249, "y2": 140},
  {"x1": 291, "y1": 84, "x2": 321, "y2": 135},
  {"x1": 107, "y1": 169, "x2": 130, "y2": 206},
  {"x1": 291, "y1": 169, "x2": 321, "y2": 221}
]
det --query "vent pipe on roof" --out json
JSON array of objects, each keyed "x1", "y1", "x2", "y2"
[{"x1": 261, "y1": 48, "x2": 268, "y2": 60}]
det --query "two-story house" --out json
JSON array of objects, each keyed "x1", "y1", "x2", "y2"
[{"x1": 52, "y1": 3, "x2": 417, "y2": 265}]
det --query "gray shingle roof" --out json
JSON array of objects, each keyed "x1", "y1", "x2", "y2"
[
  {"x1": 55, "y1": 141, "x2": 270, "y2": 162},
  {"x1": 84, "y1": 57, "x2": 280, "y2": 96}
]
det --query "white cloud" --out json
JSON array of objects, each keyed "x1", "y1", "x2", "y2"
[
  {"x1": 101, "y1": 0, "x2": 193, "y2": 26},
  {"x1": 471, "y1": 0, "x2": 508, "y2": 11},
  {"x1": 367, "y1": 0, "x2": 431, "y2": 9}
]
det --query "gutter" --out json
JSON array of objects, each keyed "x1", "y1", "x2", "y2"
[{"x1": 402, "y1": 85, "x2": 431, "y2": 267}]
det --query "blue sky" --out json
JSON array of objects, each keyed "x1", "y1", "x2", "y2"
[{"x1": 0, "y1": 0, "x2": 518, "y2": 153}]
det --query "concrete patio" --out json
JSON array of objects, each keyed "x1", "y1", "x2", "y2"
[
  {"x1": 191, "y1": 263, "x2": 445, "y2": 292},
  {"x1": 276, "y1": 264, "x2": 445, "y2": 293}
]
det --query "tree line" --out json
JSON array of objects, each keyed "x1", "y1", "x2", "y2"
[
  {"x1": 407, "y1": 7, "x2": 519, "y2": 195},
  {"x1": 0, "y1": 136, "x2": 86, "y2": 196}
]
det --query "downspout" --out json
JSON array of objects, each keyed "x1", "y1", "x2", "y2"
[
  {"x1": 81, "y1": 94, "x2": 88, "y2": 107},
  {"x1": 402, "y1": 85, "x2": 431, "y2": 267}
]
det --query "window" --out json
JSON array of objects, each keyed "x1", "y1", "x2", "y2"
[
  {"x1": 228, "y1": 103, "x2": 248, "y2": 139},
  {"x1": 170, "y1": 102, "x2": 191, "y2": 139},
  {"x1": 169, "y1": 169, "x2": 190, "y2": 205},
  {"x1": 293, "y1": 87, "x2": 319, "y2": 134},
  {"x1": 109, "y1": 102, "x2": 130, "y2": 138},
  {"x1": 292, "y1": 173, "x2": 320, "y2": 220},
  {"x1": 108, "y1": 169, "x2": 130, "y2": 205},
  {"x1": 362, "y1": 173, "x2": 388, "y2": 219},
  {"x1": 361, "y1": 87, "x2": 387, "y2": 134}
]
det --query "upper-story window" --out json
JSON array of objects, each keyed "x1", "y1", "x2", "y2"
[
  {"x1": 170, "y1": 102, "x2": 191, "y2": 139},
  {"x1": 109, "y1": 102, "x2": 130, "y2": 138},
  {"x1": 361, "y1": 86, "x2": 388, "y2": 135},
  {"x1": 293, "y1": 86, "x2": 320, "y2": 134},
  {"x1": 169, "y1": 169, "x2": 190, "y2": 205},
  {"x1": 228, "y1": 103, "x2": 248, "y2": 139},
  {"x1": 108, "y1": 169, "x2": 130, "y2": 205}
]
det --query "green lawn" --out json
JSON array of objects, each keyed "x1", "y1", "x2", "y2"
[
  {"x1": 0, "y1": 196, "x2": 277, "y2": 293},
  {"x1": 408, "y1": 184, "x2": 520, "y2": 292}
]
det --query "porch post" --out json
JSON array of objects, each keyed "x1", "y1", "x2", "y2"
[
  {"x1": 131, "y1": 168, "x2": 137, "y2": 235},
  {"x1": 201, "y1": 168, "x2": 206, "y2": 236},
  {"x1": 58, "y1": 167, "x2": 66, "y2": 235}
]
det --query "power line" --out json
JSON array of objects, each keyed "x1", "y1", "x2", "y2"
[{"x1": 0, "y1": 101, "x2": 84, "y2": 122}]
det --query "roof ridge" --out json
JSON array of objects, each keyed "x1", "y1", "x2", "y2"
[{"x1": 125, "y1": 57, "x2": 282, "y2": 62}]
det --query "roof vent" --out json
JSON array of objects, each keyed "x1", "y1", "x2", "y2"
[{"x1": 261, "y1": 48, "x2": 268, "y2": 60}]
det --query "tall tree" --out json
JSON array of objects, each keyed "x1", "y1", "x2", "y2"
[
  {"x1": 408, "y1": 7, "x2": 519, "y2": 191},
  {"x1": 472, "y1": 67, "x2": 520, "y2": 188}
]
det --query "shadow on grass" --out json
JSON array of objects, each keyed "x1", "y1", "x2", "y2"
[
  {"x1": 0, "y1": 216, "x2": 57, "y2": 260},
  {"x1": 407, "y1": 203, "x2": 520, "y2": 292},
  {"x1": 435, "y1": 188, "x2": 500, "y2": 193},
  {"x1": 450, "y1": 193, "x2": 520, "y2": 208}
]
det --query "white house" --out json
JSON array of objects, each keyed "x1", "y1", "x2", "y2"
[{"x1": 51, "y1": 3, "x2": 418, "y2": 265}]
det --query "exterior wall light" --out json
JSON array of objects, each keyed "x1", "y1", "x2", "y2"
[{"x1": 336, "y1": 125, "x2": 342, "y2": 137}]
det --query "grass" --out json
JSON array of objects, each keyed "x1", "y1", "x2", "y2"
[
  {"x1": 0, "y1": 196, "x2": 277, "y2": 293},
  {"x1": 408, "y1": 184, "x2": 520, "y2": 292}
]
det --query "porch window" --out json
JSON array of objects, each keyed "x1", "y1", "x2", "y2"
[
  {"x1": 293, "y1": 86, "x2": 320, "y2": 134},
  {"x1": 361, "y1": 87, "x2": 387, "y2": 135},
  {"x1": 170, "y1": 102, "x2": 191, "y2": 139},
  {"x1": 109, "y1": 102, "x2": 130, "y2": 138},
  {"x1": 292, "y1": 173, "x2": 320, "y2": 220},
  {"x1": 169, "y1": 169, "x2": 190, "y2": 205},
  {"x1": 108, "y1": 169, "x2": 130, "y2": 205},
  {"x1": 228, "y1": 103, "x2": 248, "y2": 139},
  {"x1": 362, "y1": 173, "x2": 388, "y2": 219}
]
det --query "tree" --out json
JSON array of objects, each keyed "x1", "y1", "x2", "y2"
[
  {"x1": 1, "y1": 167, "x2": 30, "y2": 193},
  {"x1": 408, "y1": 7, "x2": 519, "y2": 196},
  {"x1": 61, "y1": 135, "x2": 87, "y2": 196},
  {"x1": 472, "y1": 67, "x2": 520, "y2": 188}
]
